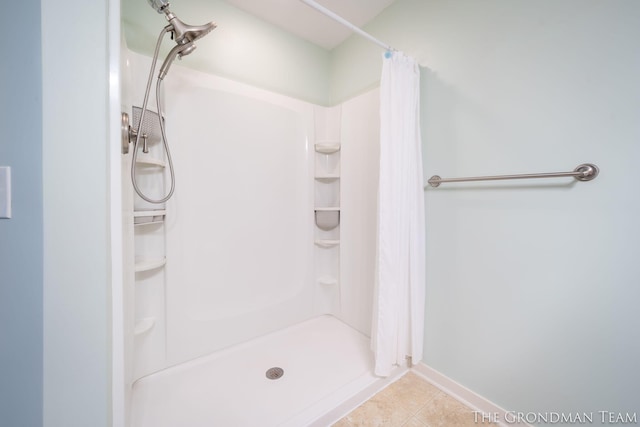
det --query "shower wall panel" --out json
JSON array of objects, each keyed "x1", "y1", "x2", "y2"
[
  {"x1": 126, "y1": 53, "x2": 169, "y2": 381},
  {"x1": 126, "y1": 51, "x2": 379, "y2": 376},
  {"x1": 338, "y1": 88, "x2": 380, "y2": 336},
  {"x1": 157, "y1": 57, "x2": 317, "y2": 366}
]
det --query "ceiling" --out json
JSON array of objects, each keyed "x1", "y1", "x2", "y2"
[{"x1": 223, "y1": 0, "x2": 397, "y2": 49}]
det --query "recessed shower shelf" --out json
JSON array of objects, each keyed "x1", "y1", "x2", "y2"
[
  {"x1": 314, "y1": 239, "x2": 340, "y2": 248},
  {"x1": 314, "y1": 142, "x2": 341, "y2": 154},
  {"x1": 315, "y1": 175, "x2": 340, "y2": 181},
  {"x1": 315, "y1": 208, "x2": 340, "y2": 231},
  {"x1": 313, "y1": 206, "x2": 340, "y2": 212},
  {"x1": 134, "y1": 317, "x2": 156, "y2": 336},
  {"x1": 135, "y1": 257, "x2": 167, "y2": 273},
  {"x1": 317, "y1": 276, "x2": 338, "y2": 286},
  {"x1": 134, "y1": 209, "x2": 166, "y2": 225},
  {"x1": 135, "y1": 157, "x2": 166, "y2": 168}
]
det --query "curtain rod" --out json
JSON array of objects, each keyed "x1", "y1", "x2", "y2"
[{"x1": 299, "y1": 0, "x2": 394, "y2": 52}]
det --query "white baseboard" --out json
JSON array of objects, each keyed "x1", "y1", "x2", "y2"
[{"x1": 412, "y1": 363, "x2": 531, "y2": 427}]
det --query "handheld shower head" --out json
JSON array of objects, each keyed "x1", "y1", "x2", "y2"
[{"x1": 158, "y1": 41, "x2": 196, "y2": 80}]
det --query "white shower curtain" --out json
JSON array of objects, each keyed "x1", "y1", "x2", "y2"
[{"x1": 372, "y1": 51, "x2": 425, "y2": 377}]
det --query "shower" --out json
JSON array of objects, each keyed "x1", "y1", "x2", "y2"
[
  {"x1": 122, "y1": 1, "x2": 386, "y2": 423},
  {"x1": 126, "y1": 0, "x2": 216, "y2": 203}
]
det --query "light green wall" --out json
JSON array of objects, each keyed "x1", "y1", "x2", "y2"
[
  {"x1": 123, "y1": 0, "x2": 331, "y2": 105},
  {"x1": 42, "y1": 0, "x2": 111, "y2": 425},
  {"x1": 329, "y1": 13, "x2": 388, "y2": 103},
  {"x1": 334, "y1": 0, "x2": 640, "y2": 419}
]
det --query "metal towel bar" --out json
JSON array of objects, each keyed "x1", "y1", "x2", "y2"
[{"x1": 427, "y1": 163, "x2": 599, "y2": 188}]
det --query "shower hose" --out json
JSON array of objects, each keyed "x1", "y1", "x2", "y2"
[{"x1": 131, "y1": 26, "x2": 177, "y2": 204}]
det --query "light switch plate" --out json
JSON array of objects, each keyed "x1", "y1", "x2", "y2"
[{"x1": 0, "y1": 166, "x2": 12, "y2": 219}]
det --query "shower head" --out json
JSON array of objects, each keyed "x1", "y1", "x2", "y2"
[
  {"x1": 148, "y1": 1, "x2": 216, "y2": 45},
  {"x1": 156, "y1": 15, "x2": 215, "y2": 80},
  {"x1": 147, "y1": 1, "x2": 216, "y2": 80},
  {"x1": 166, "y1": 14, "x2": 217, "y2": 45}
]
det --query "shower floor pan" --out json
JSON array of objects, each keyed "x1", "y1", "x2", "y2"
[{"x1": 131, "y1": 315, "x2": 379, "y2": 427}]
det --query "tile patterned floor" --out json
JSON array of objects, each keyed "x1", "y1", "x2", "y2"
[{"x1": 332, "y1": 372, "x2": 484, "y2": 427}]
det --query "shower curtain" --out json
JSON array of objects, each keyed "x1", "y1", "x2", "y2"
[{"x1": 372, "y1": 51, "x2": 425, "y2": 377}]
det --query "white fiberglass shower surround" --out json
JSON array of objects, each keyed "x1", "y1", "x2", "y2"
[{"x1": 121, "y1": 42, "x2": 387, "y2": 425}]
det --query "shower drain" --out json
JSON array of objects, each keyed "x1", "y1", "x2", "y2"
[{"x1": 265, "y1": 367, "x2": 284, "y2": 380}]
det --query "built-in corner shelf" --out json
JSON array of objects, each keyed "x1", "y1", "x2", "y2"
[
  {"x1": 314, "y1": 142, "x2": 341, "y2": 154},
  {"x1": 315, "y1": 175, "x2": 340, "y2": 181},
  {"x1": 317, "y1": 276, "x2": 338, "y2": 286},
  {"x1": 134, "y1": 317, "x2": 156, "y2": 336},
  {"x1": 315, "y1": 207, "x2": 340, "y2": 231},
  {"x1": 135, "y1": 257, "x2": 167, "y2": 273},
  {"x1": 314, "y1": 239, "x2": 340, "y2": 248},
  {"x1": 134, "y1": 209, "x2": 166, "y2": 226},
  {"x1": 135, "y1": 157, "x2": 166, "y2": 168}
]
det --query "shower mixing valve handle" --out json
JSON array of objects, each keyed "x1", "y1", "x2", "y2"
[{"x1": 142, "y1": 134, "x2": 149, "y2": 154}]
